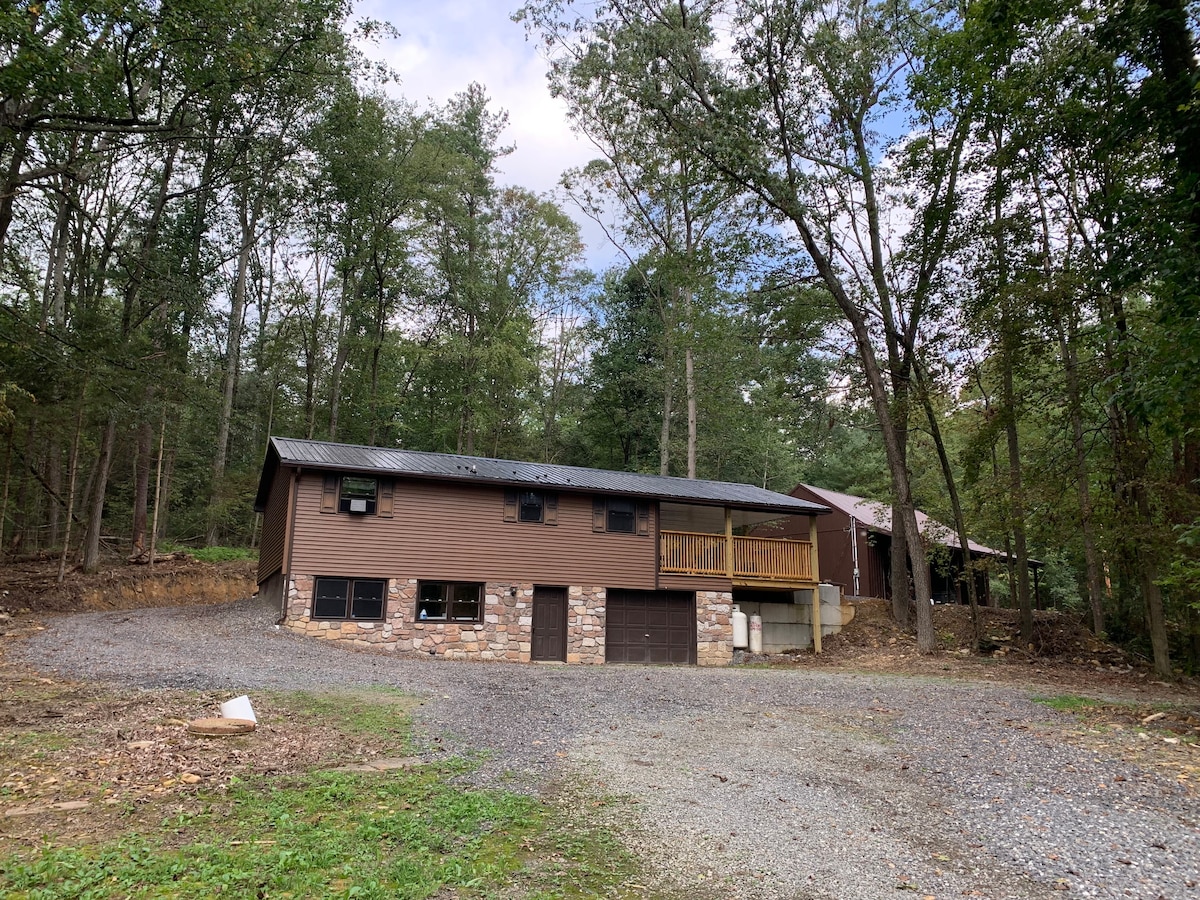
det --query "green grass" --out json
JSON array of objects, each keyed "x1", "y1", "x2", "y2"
[
  {"x1": 1032, "y1": 694, "x2": 1099, "y2": 711},
  {"x1": 0, "y1": 690, "x2": 669, "y2": 899},
  {"x1": 278, "y1": 688, "x2": 415, "y2": 741},
  {"x1": 2, "y1": 770, "x2": 541, "y2": 899}
]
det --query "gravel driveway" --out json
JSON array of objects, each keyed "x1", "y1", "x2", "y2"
[{"x1": 17, "y1": 596, "x2": 1199, "y2": 900}]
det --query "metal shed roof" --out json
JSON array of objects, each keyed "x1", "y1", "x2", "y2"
[
  {"x1": 255, "y1": 437, "x2": 829, "y2": 516},
  {"x1": 796, "y1": 484, "x2": 1007, "y2": 558}
]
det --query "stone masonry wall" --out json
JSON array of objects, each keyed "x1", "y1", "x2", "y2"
[
  {"x1": 696, "y1": 590, "x2": 734, "y2": 666},
  {"x1": 567, "y1": 585, "x2": 606, "y2": 664},
  {"x1": 285, "y1": 576, "x2": 611, "y2": 664}
]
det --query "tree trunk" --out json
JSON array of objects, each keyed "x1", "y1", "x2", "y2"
[
  {"x1": 683, "y1": 280, "x2": 697, "y2": 479},
  {"x1": 81, "y1": 413, "x2": 118, "y2": 573},
  {"x1": 211, "y1": 195, "x2": 259, "y2": 526},
  {"x1": 0, "y1": 127, "x2": 31, "y2": 258},
  {"x1": 328, "y1": 269, "x2": 352, "y2": 442},
  {"x1": 41, "y1": 178, "x2": 71, "y2": 329},
  {"x1": 149, "y1": 413, "x2": 166, "y2": 565},
  {"x1": 57, "y1": 402, "x2": 85, "y2": 583},
  {"x1": 685, "y1": 345, "x2": 697, "y2": 479},
  {"x1": 1003, "y1": 359, "x2": 1034, "y2": 645},
  {"x1": 915, "y1": 359, "x2": 980, "y2": 647},
  {"x1": 9, "y1": 418, "x2": 36, "y2": 555},
  {"x1": 44, "y1": 431, "x2": 62, "y2": 550},
  {"x1": 890, "y1": 505, "x2": 910, "y2": 628},
  {"x1": 0, "y1": 425, "x2": 12, "y2": 559},
  {"x1": 132, "y1": 417, "x2": 152, "y2": 554},
  {"x1": 659, "y1": 338, "x2": 673, "y2": 477},
  {"x1": 1104, "y1": 292, "x2": 1172, "y2": 676},
  {"x1": 1134, "y1": 473, "x2": 1173, "y2": 678},
  {"x1": 1059, "y1": 319, "x2": 1107, "y2": 634},
  {"x1": 1141, "y1": 559, "x2": 1172, "y2": 678},
  {"x1": 781, "y1": 208, "x2": 935, "y2": 649},
  {"x1": 157, "y1": 427, "x2": 177, "y2": 543}
]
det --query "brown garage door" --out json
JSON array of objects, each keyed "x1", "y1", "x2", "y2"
[{"x1": 606, "y1": 590, "x2": 696, "y2": 665}]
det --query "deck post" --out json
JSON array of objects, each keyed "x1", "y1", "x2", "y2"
[
  {"x1": 724, "y1": 508, "x2": 734, "y2": 579},
  {"x1": 809, "y1": 515, "x2": 822, "y2": 654}
]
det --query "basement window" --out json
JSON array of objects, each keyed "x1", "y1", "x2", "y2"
[
  {"x1": 417, "y1": 582, "x2": 482, "y2": 622},
  {"x1": 312, "y1": 577, "x2": 386, "y2": 620}
]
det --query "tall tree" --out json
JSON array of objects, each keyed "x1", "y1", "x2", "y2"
[{"x1": 523, "y1": 0, "x2": 976, "y2": 650}]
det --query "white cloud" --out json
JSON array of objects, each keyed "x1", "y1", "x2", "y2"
[{"x1": 354, "y1": 1, "x2": 617, "y2": 270}]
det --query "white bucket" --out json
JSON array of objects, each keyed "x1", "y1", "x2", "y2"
[{"x1": 219, "y1": 695, "x2": 257, "y2": 723}]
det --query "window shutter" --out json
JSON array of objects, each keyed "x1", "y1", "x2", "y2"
[
  {"x1": 503, "y1": 489, "x2": 518, "y2": 522},
  {"x1": 545, "y1": 492, "x2": 558, "y2": 526},
  {"x1": 636, "y1": 501, "x2": 650, "y2": 536},
  {"x1": 592, "y1": 497, "x2": 606, "y2": 532},
  {"x1": 377, "y1": 478, "x2": 394, "y2": 518},
  {"x1": 320, "y1": 475, "x2": 338, "y2": 514}
]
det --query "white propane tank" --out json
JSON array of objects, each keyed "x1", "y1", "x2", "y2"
[
  {"x1": 748, "y1": 613, "x2": 763, "y2": 654},
  {"x1": 732, "y1": 605, "x2": 748, "y2": 649}
]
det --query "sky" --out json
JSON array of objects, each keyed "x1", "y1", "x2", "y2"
[{"x1": 357, "y1": 1, "x2": 620, "y2": 271}]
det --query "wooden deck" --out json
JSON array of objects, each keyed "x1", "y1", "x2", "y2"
[{"x1": 659, "y1": 530, "x2": 817, "y2": 586}]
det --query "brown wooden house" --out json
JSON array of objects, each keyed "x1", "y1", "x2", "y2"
[
  {"x1": 776, "y1": 484, "x2": 1038, "y2": 605},
  {"x1": 254, "y1": 437, "x2": 830, "y2": 666}
]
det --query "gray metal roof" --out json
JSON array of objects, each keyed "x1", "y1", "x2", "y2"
[{"x1": 256, "y1": 436, "x2": 829, "y2": 516}]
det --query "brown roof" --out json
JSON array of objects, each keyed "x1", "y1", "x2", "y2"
[{"x1": 796, "y1": 484, "x2": 1006, "y2": 559}]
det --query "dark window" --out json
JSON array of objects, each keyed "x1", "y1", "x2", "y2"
[
  {"x1": 518, "y1": 491, "x2": 544, "y2": 523},
  {"x1": 312, "y1": 577, "x2": 386, "y2": 620},
  {"x1": 339, "y1": 477, "x2": 378, "y2": 514},
  {"x1": 417, "y1": 582, "x2": 482, "y2": 622},
  {"x1": 606, "y1": 498, "x2": 636, "y2": 533}
]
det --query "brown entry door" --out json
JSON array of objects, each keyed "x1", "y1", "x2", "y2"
[
  {"x1": 606, "y1": 590, "x2": 696, "y2": 665},
  {"x1": 531, "y1": 586, "x2": 568, "y2": 662}
]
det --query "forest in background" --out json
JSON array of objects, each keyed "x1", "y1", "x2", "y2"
[{"x1": 1, "y1": 0, "x2": 1198, "y2": 673}]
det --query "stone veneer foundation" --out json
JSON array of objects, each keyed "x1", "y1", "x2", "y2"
[
  {"x1": 284, "y1": 575, "x2": 733, "y2": 666},
  {"x1": 696, "y1": 590, "x2": 735, "y2": 666}
]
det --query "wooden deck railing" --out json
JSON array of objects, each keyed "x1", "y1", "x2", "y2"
[{"x1": 659, "y1": 531, "x2": 815, "y2": 583}]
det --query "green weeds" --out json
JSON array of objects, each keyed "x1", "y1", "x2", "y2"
[
  {"x1": 279, "y1": 688, "x2": 415, "y2": 741},
  {"x1": 0, "y1": 690, "x2": 673, "y2": 899},
  {"x1": 1032, "y1": 694, "x2": 1097, "y2": 711}
]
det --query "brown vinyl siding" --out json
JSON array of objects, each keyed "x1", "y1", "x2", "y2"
[
  {"x1": 257, "y1": 467, "x2": 293, "y2": 583},
  {"x1": 288, "y1": 474, "x2": 658, "y2": 588},
  {"x1": 784, "y1": 487, "x2": 886, "y2": 598}
]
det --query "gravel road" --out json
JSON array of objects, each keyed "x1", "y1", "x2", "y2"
[{"x1": 17, "y1": 596, "x2": 1199, "y2": 900}]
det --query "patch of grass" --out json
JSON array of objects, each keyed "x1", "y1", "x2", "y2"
[
  {"x1": 1032, "y1": 694, "x2": 1099, "y2": 711},
  {"x1": 0, "y1": 768, "x2": 671, "y2": 899},
  {"x1": 279, "y1": 688, "x2": 415, "y2": 742},
  {"x1": 1, "y1": 769, "x2": 541, "y2": 899},
  {"x1": 0, "y1": 690, "x2": 681, "y2": 899},
  {"x1": 2, "y1": 732, "x2": 71, "y2": 755}
]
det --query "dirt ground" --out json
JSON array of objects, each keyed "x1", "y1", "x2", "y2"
[
  {"x1": 787, "y1": 597, "x2": 1199, "y2": 702},
  {"x1": 1, "y1": 554, "x2": 256, "y2": 613},
  {"x1": 1, "y1": 559, "x2": 1197, "y2": 857}
]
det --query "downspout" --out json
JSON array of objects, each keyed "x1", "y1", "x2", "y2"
[
  {"x1": 282, "y1": 466, "x2": 299, "y2": 623},
  {"x1": 849, "y1": 515, "x2": 860, "y2": 597}
]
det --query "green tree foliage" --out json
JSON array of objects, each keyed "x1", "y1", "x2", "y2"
[{"x1": 3, "y1": 0, "x2": 1197, "y2": 674}]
